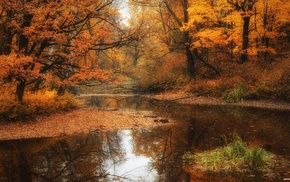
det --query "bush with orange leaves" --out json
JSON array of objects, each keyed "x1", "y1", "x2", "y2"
[{"x1": 0, "y1": 85, "x2": 78, "y2": 121}]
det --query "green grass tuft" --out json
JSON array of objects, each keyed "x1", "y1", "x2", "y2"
[
  {"x1": 183, "y1": 134, "x2": 274, "y2": 173},
  {"x1": 224, "y1": 85, "x2": 247, "y2": 103}
]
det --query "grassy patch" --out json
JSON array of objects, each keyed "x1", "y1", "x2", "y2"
[
  {"x1": 223, "y1": 85, "x2": 247, "y2": 103},
  {"x1": 183, "y1": 134, "x2": 274, "y2": 173}
]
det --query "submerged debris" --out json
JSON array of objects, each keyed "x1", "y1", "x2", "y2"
[{"x1": 154, "y1": 118, "x2": 169, "y2": 123}]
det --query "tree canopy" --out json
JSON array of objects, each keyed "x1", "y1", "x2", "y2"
[
  {"x1": 0, "y1": 0, "x2": 138, "y2": 101},
  {"x1": 0, "y1": 0, "x2": 289, "y2": 103}
]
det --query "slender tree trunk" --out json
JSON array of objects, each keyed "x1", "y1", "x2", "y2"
[
  {"x1": 185, "y1": 45, "x2": 196, "y2": 77},
  {"x1": 133, "y1": 44, "x2": 139, "y2": 66},
  {"x1": 16, "y1": 80, "x2": 26, "y2": 102},
  {"x1": 15, "y1": 11, "x2": 33, "y2": 102},
  {"x1": 227, "y1": 0, "x2": 258, "y2": 63},
  {"x1": 182, "y1": 0, "x2": 196, "y2": 77},
  {"x1": 241, "y1": 17, "x2": 250, "y2": 63},
  {"x1": 0, "y1": 10, "x2": 12, "y2": 55}
]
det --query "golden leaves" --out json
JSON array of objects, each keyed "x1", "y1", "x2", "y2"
[
  {"x1": 187, "y1": 1, "x2": 218, "y2": 26},
  {"x1": 191, "y1": 28, "x2": 228, "y2": 49},
  {"x1": 0, "y1": 0, "x2": 124, "y2": 94}
]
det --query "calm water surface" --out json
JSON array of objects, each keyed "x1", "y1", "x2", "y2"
[{"x1": 0, "y1": 95, "x2": 289, "y2": 181}]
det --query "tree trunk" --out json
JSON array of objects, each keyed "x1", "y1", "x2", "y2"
[
  {"x1": 185, "y1": 46, "x2": 196, "y2": 78},
  {"x1": 182, "y1": 0, "x2": 196, "y2": 77},
  {"x1": 57, "y1": 84, "x2": 67, "y2": 96},
  {"x1": 133, "y1": 44, "x2": 139, "y2": 66},
  {"x1": 164, "y1": 0, "x2": 196, "y2": 77},
  {"x1": 241, "y1": 16, "x2": 250, "y2": 63},
  {"x1": 19, "y1": 153, "x2": 32, "y2": 182},
  {"x1": 16, "y1": 80, "x2": 26, "y2": 102}
]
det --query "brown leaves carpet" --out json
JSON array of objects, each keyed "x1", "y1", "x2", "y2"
[{"x1": 0, "y1": 108, "x2": 164, "y2": 140}]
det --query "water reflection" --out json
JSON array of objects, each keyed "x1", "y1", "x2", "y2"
[
  {"x1": 0, "y1": 127, "x2": 190, "y2": 181},
  {"x1": 0, "y1": 95, "x2": 289, "y2": 181},
  {"x1": 107, "y1": 130, "x2": 157, "y2": 181},
  {"x1": 87, "y1": 95, "x2": 290, "y2": 155},
  {"x1": 0, "y1": 131, "x2": 127, "y2": 181}
]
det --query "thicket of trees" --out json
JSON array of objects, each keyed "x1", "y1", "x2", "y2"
[
  {"x1": 0, "y1": 0, "x2": 289, "y2": 114},
  {"x1": 119, "y1": 0, "x2": 290, "y2": 100},
  {"x1": 0, "y1": 0, "x2": 140, "y2": 102}
]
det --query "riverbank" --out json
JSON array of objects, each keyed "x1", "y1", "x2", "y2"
[
  {"x1": 148, "y1": 91, "x2": 290, "y2": 111},
  {"x1": 0, "y1": 108, "x2": 171, "y2": 140},
  {"x1": 0, "y1": 91, "x2": 289, "y2": 141}
]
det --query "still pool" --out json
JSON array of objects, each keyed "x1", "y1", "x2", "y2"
[{"x1": 0, "y1": 95, "x2": 289, "y2": 181}]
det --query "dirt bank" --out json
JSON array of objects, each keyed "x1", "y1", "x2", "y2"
[{"x1": 148, "y1": 91, "x2": 290, "y2": 111}]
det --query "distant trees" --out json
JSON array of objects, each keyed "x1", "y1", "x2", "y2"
[{"x1": 124, "y1": 0, "x2": 290, "y2": 99}]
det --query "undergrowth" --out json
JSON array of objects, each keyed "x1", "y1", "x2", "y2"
[
  {"x1": 132, "y1": 52, "x2": 190, "y2": 93},
  {"x1": 0, "y1": 89, "x2": 78, "y2": 121}
]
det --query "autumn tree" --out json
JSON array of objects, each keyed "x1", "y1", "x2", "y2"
[
  {"x1": 0, "y1": 0, "x2": 136, "y2": 102},
  {"x1": 185, "y1": 0, "x2": 227, "y2": 77},
  {"x1": 161, "y1": 0, "x2": 198, "y2": 77},
  {"x1": 133, "y1": 0, "x2": 223, "y2": 78},
  {"x1": 226, "y1": 0, "x2": 258, "y2": 63}
]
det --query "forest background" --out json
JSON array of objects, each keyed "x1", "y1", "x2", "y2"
[{"x1": 0, "y1": 0, "x2": 289, "y2": 121}]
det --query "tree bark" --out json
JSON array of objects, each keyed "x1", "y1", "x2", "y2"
[
  {"x1": 241, "y1": 16, "x2": 250, "y2": 63},
  {"x1": 182, "y1": 0, "x2": 196, "y2": 77},
  {"x1": 185, "y1": 45, "x2": 196, "y2": 77},
  {"x1": 16, "y1": 80, "x2": 26, "y2": 102},
  {"x1": 0, "y1": 10, "x2": 13, "y2": 55}
]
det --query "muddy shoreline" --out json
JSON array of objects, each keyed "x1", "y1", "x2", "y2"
[{"x1": 147, "y1": 91, "x2": 290, "y2": 111}]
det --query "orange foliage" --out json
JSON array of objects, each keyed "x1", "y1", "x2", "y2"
[{"x1": 0, "y1": 0, "x2": 135, "y2": 100}]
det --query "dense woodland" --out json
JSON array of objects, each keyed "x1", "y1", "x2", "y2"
[{"x1": 0, "y1": 0, "x2": 289, "y2": 120}]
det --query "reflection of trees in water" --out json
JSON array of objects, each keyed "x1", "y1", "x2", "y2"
[
  {"x1": 1, "y1": 96, "x2": 289, "y2": 181},
  {"x1": 0, "y1": 131, "x2": 127, "y2": 181},
  {"x1": 129, "y1": 117, "x2": 217, "y2": 182},
  {"x1": 89, "y1": 96, "x2": 164, "y2": 112},
  {"x1": 88, "y1": 95, "x2": 290, "y2": 155},
  {"x1": 131, "y1": 127, "x2": 189, "y2": 181}
]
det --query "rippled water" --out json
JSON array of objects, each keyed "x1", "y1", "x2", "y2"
[{"x1": 0, "y1": 95, "x2": 289, "y2": 181}]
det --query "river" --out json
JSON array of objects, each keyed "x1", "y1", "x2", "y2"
[{"x1": 0, "y1": 95, "x2": 289, "y2": 181}]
